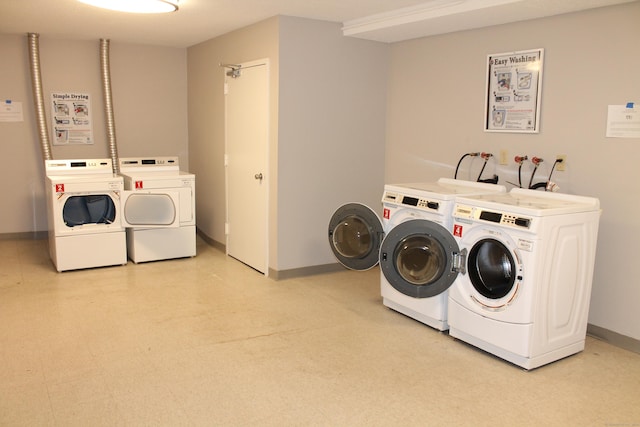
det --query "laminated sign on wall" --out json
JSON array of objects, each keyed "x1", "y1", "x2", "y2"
[
  {"x1": 606, "y1": 103, "x2": 640, "y2": 138},
  {"x1": 50, "y1": 92, "x2": 94, "y2": 145},
  {"x1": 484, "y1": 48, "x2": 544, "y2": 133}
]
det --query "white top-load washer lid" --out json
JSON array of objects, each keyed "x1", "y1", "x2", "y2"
[{"x1": 455, "y1": 188, "x2": 600, "y2": 217}]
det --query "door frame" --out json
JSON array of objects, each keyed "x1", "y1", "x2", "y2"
[
  {"x1": 380, "y1": 219, "x2": 462, "y2": 298},
  {"x1": 328, "y1": 202, "x2": 384, "y2": 271},
  {"x1": 224, "y1": 58, "x2": 271, "y2": 275}
]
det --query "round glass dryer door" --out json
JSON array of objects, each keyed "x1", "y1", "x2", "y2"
[
  {"x1": 328, "y1": 203, "x2": 383, "y2": 271},
  {"x1": 380, "y1": 219, "x2": 462, "y2": 298},
  {"x1": 63, "y1": 195, "x2": 116, "y2": 227},
  {"x1": 467, "y1": 238, "x2": 516, "y2": 299}
]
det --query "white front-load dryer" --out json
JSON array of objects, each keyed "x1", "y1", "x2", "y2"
[
  {"x1": 447, "y1": 188, "x2": 601, "y2": 369},
  {"x1": 378, "y1": 179, "x2": 506, "y2": 331},
  {"x1": 45, "y1": 159, "x2": 127, "y2": 272},
  {"x1": 119, "y1": 157, "x2": 196, "y2": 263}
]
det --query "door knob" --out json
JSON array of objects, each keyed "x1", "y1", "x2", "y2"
[{"x1": 254, "y1": 173, "x2": 263, "y2": 181}]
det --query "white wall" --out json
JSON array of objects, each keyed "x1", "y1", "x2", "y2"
[
  {"x1": 385, "y1": 3, "x2": 640, "y2": 340},
  {"x1": 0, "y1": 35, "x2": 188, "y2": 234}
]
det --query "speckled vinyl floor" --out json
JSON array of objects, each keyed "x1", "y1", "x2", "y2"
[{"x1": 1, "y1": 236, "x2": 639, "y2": 426}]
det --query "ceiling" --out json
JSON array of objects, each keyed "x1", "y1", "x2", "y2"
[{"x1": 0, "y1": 0, "x2": 635, "y2": 48}]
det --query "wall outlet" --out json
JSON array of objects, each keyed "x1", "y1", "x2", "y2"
[
  {"x1": 556, "y1": 155, "x2": 566, "y2": 171},
  {"x1": 499, "y1": 149, "x2": 509, "y2": 165}
]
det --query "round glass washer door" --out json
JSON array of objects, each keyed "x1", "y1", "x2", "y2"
[
  {"x1": 328, "y1": 203, "x2": 384, "y2": 271},
  {"x1": 380, "y1": 219, "x2": 461, "y2": 298},
  {"x1": 467, "y1": 238, "x2": 516, "y2": 299}
]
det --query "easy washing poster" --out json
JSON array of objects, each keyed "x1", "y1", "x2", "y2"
[
  {"x1": 50, "y1": 92, "x2": 94, "y2": 145},
  {"x1": 485, "y1": 48, "x2": 544, "y2": 133}
]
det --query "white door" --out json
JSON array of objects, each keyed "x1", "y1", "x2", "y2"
[{"x1": 225, "y1": 60, "x2": 269, "y2": 274}]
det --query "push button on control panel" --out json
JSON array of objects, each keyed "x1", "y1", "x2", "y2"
[{"x1": 502, "y1": 214, "x2": 531, "y2": 228}]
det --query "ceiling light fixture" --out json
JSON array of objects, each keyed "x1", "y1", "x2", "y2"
[{"x1": 78, "y1": 0, "x2": 179, "y2": 14}]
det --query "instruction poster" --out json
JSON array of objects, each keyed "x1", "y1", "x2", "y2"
[
  {"x1": 485, "y1": 48, "x2": 544, "y2": 133},
  {"x1": 51, "y1": 92, "x2": 94, "y2": 145},
  {"x1": 1, "y1": 100, "x2": 23, "y2": 122},
  {"x1": 606, "y1": 103, "x2": 640, "y2": 138}
]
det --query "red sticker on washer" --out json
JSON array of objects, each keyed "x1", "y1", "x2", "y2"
[
  {"x1": 135, "y1": 180, "x2": 143, "y2": 189},
  {"x1": 383, "y1": 208, "x2": 390, "y2": 219},
  {"x1": 55, "y1": 184, "x2": 64, "y2": 193},
  {"x1": 453, "y1": 224, "x2": 463, "y2": 237}
]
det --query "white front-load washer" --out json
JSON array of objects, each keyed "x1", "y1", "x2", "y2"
[
  {"x1": 447, "y1": 188, "x2": 601, "y2": 369},
  {"x1": 327, "y1": 178, "x2": 505, "y2": 331},
  {"x1": 378, "y1": 178, "x2": 506, "y2": 331},
  {"x1": 119, "y1": 157, "x2": 196, "y2": 263},
  {"x1": 45, "y1": 159, "x2": 127, "y2": 272}
]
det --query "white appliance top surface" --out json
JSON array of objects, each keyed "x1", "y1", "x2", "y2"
[
  {"x1": 119, "y1": 157, "x2": 181, "y2": 172},
  {"x1": 45, "y1": 159, "x2": 115, "y2": 176},
  {"x1": 46, "y1": 173, "x2": 123, "y2": 184},
  {"x1": 385, "y1": 178, "x2": 506, "y2": 200},
  {"x1": 456, "y1": 188, "x2": 600, "y2": 216},
  {"x1": 118, "y1": 157, "x2": 194, "y2": 180},
  {"x1": 119, "y1": 170, "x2": 194, "y2": 180}
]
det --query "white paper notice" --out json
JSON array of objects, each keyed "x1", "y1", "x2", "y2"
[
  {"x1": 606, "y1": 104, "x2": 640, "y2": 138},
  {"x1": 0, "y1": 100, "x2": 24, "y2": 122}
]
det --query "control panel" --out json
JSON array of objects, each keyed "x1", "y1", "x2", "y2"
[
  {"x1": 382, "y1": 191, "x2": 440, "y2": 212},
  {"x1": 454, "y1": 204, "x2": 532, "y2": 229},
  {"x1": 45, "y1": 158, "x2": 113, "y2": 175}
]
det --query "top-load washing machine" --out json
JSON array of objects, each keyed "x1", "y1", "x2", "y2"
[
  {"x1": 118, "y1": 157, "x2": 196, "y2": 263},
  {"x1": 328, "y1": 178, "x2": 506, "y2": 331},
  {"x1": 45, "y1": 159, "x2": 127, "y2": 272},
  {"x1": 447, "y1": 188, "x2": 601, "y2": 369}
]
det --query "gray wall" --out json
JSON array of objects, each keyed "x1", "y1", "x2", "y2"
[
  {"x1": 277, "y1": 17, "x2": 388, "y2": 271},
  {"x1": 187, "y1": 16, "x2": 388, "y2": 273},
  {"x1": 0, "y1": 35, "x2": 188, "y2": 234},
  {"x1": 385, "y1": 2, "x2": 640, "y2": 340},
  {"x1": 187, "y1": 17, "x2": 280, "y2": 259}
]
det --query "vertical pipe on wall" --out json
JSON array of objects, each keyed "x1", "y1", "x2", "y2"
[
  {"x1": 27, "y1": 33, "x2": 52, "y2": 161},
  {"x1": 100, "y1": 38, "x2": 120, "y2": 174}
]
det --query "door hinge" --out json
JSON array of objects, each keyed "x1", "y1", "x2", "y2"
[
  {"x1": 224, "y1": 154, "x2": 228, "y2": 166},
  {"x1": 224, "y1": 82, "x2": 229, "y2": 95},
  {"x1": 225, "y1": 222, "x2": 229, "y2": 235},
  {"x1": 452, "y1": 248, "x2": 467, "y2": 274}
]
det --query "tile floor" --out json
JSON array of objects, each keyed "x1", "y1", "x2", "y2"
[{"x1": 1, "y1": 236, "x2": 639, "y2": 426}]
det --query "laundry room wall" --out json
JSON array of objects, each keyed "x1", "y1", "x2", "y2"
[
  {"x1": 0, "y1": 34, "x2": 188, "y2": 235},
  {"x1": 277, "y1": 17, "x2": 388, "y2": 274},
  {"x1": 384, "y1": 2, "x2": 640, "y2": 344},
  {"x1": 187, "y1": 16, "x2": 388, "y2": 276},
  {"x1": 187, "y1": 17, "x2": 280, "y2": 254}
]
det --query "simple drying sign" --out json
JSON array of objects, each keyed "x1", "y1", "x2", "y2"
[{"x1": 50, "y1": 92, "x2": 94, "y2": 145}]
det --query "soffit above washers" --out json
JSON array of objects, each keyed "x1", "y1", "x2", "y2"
[{"x1": 342, "y1": 0, "x2": 638, "y2": 42}]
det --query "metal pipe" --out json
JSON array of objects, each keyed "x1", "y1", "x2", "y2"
[
  {"x1": 100, "y1": 38, "x2": 119, "y2": 174},
  {"x1": 27, "y1": 33, "x2": 52, "y2": 161}
]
